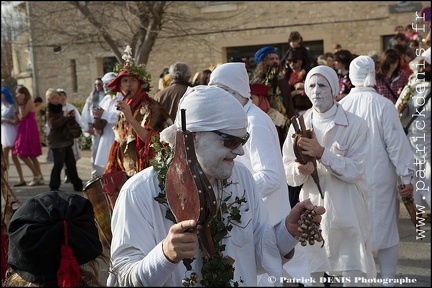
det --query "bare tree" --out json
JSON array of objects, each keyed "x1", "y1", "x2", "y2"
[
  {"x1": 67, "y1": 1, "x2": 167, "y2": 64},
  {"x1": 26, "y1": 1, "x2": 249, "y2": 65},
  {"x1": 1, "y1": 1, "x2": 27, "y2": 85}
]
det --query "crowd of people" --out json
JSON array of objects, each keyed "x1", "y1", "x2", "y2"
[{"x1": 1, "y1": 24, "x2": 431, "y2": 287}]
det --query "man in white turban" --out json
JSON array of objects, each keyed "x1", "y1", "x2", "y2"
[
  {"x1": 108, "y1": 85, "x2": 326, "y2": 287},
  {"x1": 209, "y1": 62, "x2": 312, "y2": 286},
  {"x1": 340, "y1": 56, "x2": 416, "y2": 286},
  {"x1": 282, "y1": 66, "x2": 377, "y2": 286}
]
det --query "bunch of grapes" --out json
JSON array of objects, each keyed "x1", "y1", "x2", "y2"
[
  {"x1": 182, "y1": 272, "x2": 200, "y2": 287},
  {"x1": 297, "y1": 209, "x2": 324, "y2": 247}
]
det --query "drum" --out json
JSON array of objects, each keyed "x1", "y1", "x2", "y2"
[
  {"x1": 100, "y1": 170, "x2": 127, "y2": 211},
  {"x1": 83, "y1": 176, "x2": 112, "y2": 247}
]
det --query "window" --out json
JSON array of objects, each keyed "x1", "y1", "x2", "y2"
[
  {"x1": 226, "y1": 40, "x2": 324, "y2": 73},
  {"x1": 383, "y1": 34, "x2": 394, "y2": 50},
  {"x1": 103, "y1": 57, "x2": 117, "y2": 75}
]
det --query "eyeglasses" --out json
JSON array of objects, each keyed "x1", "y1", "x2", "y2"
[
  {"x1": 212, "y1": 130, "x2": 250, "y2": 149},
  {"x1": 95, "y1": 83, "x2": 103, "y2": 86},
  {"x1": 287, "y1": 59, "x2": 298, "y2": 64}
]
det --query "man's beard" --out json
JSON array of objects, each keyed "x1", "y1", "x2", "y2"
[{"x1": 271, "y1": 62, "x2": 279, "y2": 69}]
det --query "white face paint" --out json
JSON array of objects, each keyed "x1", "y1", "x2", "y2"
[
  {"x1": 194, "y1": 128, "x2": 246, "y2": 183},
  {"x1": 306, "y1": 74, "x2": 334, "y2": 113}
]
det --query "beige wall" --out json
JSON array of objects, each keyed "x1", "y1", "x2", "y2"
[{"x1": 18, "y1": 1, "x2": 431, "y2": 102}]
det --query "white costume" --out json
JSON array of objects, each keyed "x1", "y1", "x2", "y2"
[
  {"x1": 93, "y1": 93, "x2": 122, "y2": 174},
  {"x1": 283, "y1": 105, "x2": 375, "y2": 278},
  {"x1": 108, "y1": 164, "x2": 296, "y2": 286},
  {"x1": 340, "y1": 56, "x2": 415, "y2": 250},
  {"x1": 340, "y1": 86, "x2": 415, "y2": 250},
  {"x1": 108, "y1": 86, "x2": 299, "y2": 286},
  {"x1": 340, "y1": 56, "x2": 415, "y2": 285},
  {"x1": 282, "y1": 66, "x2": 376, "y2": 280},
  {"x1": 208, "y1": 62, "x2": 311, "y2": 285},
  {"x1": 237, "y1": 101, "x2": 291, "y2": 222}
]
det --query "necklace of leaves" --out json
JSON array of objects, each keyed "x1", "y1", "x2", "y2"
[{"x1": 150, "y1": 136, "x2": 245, "y2": 287}]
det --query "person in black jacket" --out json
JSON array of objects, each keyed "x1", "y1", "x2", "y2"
[{"x1": 45, "y1": 88, "x2": 82, "y2": 192}]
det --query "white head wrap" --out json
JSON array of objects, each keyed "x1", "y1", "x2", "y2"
[
  {"x1": 304, "y1": 66, "x2": 340, "y2": 98},
  {"x1": 160, "y1": 85, "x2": 248, "y2": 146},
  {"x1": 208, "y1": 62, "x2": 251, "y2": 98},
  {"x1": 349, "y1": 56, "x2": 377, "y2": 87},
  {"x1": 101, "y1": 72, "x2": 118, "y2": 84},
  {"x1": 422, "y1": 47, "x2": 431, "y2": 65}
]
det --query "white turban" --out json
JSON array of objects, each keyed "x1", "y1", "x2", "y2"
[
  {"x1": 160, "y1": 85, "x2": 248, "y2": 146},
  {"x1": 349, "y1": 56, "x2": 376, "y2": 87},
  {"x1": 304, "y1": 66, "x2": 340, "y2": 98},
  {"x1": 208, "y1": 62, "x2": 251, "y2": 98},
  {"x1": 101, "y1": 72, "x2": 118, "y2": 84}
]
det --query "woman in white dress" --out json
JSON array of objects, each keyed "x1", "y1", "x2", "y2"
[{"x1": 1, "y1": 87, "x2": 25, "y2": 186}]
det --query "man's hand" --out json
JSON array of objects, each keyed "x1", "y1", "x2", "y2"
[
  {"x1": 298, "y1": 129, "x2": 324, "y2": 158},
  {"x1": 92, "y1": 107, "x2": 104, "y2": 118},
  {"x1": 116, "y1": 101, "x2": 133, "y2": 120},
  {"x1": 285, "y1": 199, "x2": 325, "y2": 238},
  {"x1": 162, "y1": 220, "x2": 200, "y2": 263},
  {"x1": 297, "y1": 161, "x2": 314, "y2": 176},
  {"x1": 398, "y1": 183, "x2": 414, "y2": 198}
]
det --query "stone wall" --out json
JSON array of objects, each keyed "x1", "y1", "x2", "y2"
[{"x1": 19, "y1": 1, "x2": 431, "y2": 103}]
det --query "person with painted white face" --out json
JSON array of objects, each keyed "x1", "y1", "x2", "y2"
[
  {"x1": 340, "y1": 56, "x2": 415, "y2": 286},
  {"x1": 107, "y1": 85, "x2": 326, "y2": 287},
  {"x1": 282, "y1": 66, "x2": 376, "y2": 286},
  {"x1": 208, "y1": 62, "x2": 312, "y2": 286}
]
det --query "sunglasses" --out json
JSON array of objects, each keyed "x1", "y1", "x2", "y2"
[
  {"x1": 287, "y1": 59, "x2": 298, "y2": 64},
  {"x1": 212, "y1": 130, "x2": 250, "y2": 149}
]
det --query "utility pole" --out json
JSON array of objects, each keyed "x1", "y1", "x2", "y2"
[{"x1": 25, "y1": 1, "x2": 37, "y2": 97}]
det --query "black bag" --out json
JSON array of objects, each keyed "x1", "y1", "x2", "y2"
[{"x1": 63, "y1": 117, "x2": 82, "y2": 140}]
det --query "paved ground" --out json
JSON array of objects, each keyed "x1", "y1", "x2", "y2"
[{"x1": 4, "y1": 147, "x2": 431, "y2": 287}]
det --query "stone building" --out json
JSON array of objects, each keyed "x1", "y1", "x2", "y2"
[{"x1": 12, "y1": 1, "x2": 430, "y2": 103}]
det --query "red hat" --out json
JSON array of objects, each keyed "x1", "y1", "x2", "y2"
[
  {"x1": 107, "y1": 45, "x2": 151, "y2": 93},
  {"x1": 107, "y1": 70, "x2": 141, "y2": 93},
  {"x1": 250, "y1": 84, "x2": 270, "y2": 97}
]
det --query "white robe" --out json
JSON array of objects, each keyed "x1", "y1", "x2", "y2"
[
  {"x1": 107, "y1": 163, "x2": 298, "y2": 286},
  {"x1": 235, "y1": 101, "x2": 311, "y2": 284},
  {"x1": 94, "y1": 93, "x2": 122, "y2": 171},
  {"x1": 340, "y1": 87, "x2": 415, "y2": 250},
  {"x1": 282, "y1": 104, "x2": 376, "y2": 278}
]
